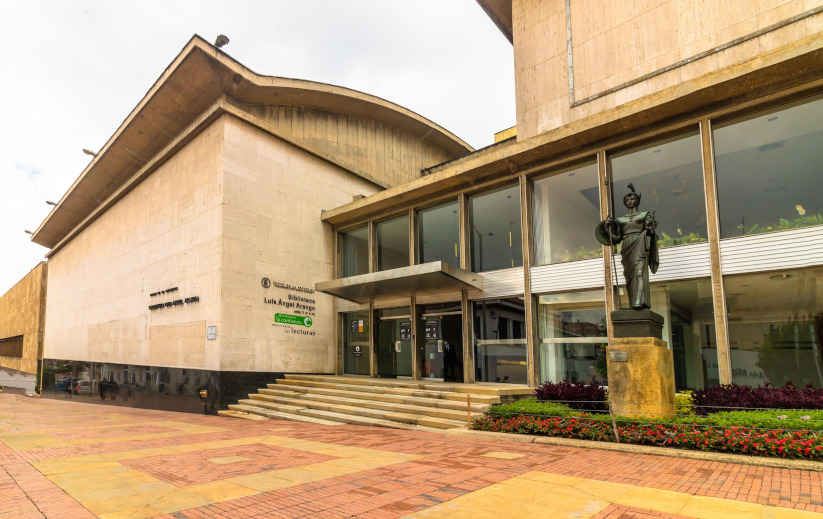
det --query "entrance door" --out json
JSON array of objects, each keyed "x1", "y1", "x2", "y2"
[
  {"x1": 420, "y1": 306, "x2": 463, "y2": 382},
  {"x1": 376, "y1": 308, "x2": 412, "y2": 378}
]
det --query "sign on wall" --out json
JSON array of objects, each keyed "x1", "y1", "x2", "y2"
[
  {"x1": 399, "y1": 322, "x2": 412, "y2": 341},
  {"x1": 264, "y1": 279, "x2": 318, "y2": 337}
]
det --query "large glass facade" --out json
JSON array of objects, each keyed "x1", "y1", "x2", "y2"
[
  {"x1": 342, "y1": 311, "x2": 370, "y2": 375},
  {"x1": 725, "y1": 268, "x2": 823, "y2": 388},
  {"x1": 340, "y1": 226, "x2": 369, "y2": 277},
  {"x1": 610, "y1": 131, "x2": 706, "y2": 249},
  {"x1": 714, "y1": 95, "x2": 823, "y2": 239},
  {"x1": 470, "y1": 184, "x2": 523, "y2": 272},
  {"x1": 418, "y1": 200, "x2": 459, "y2": 267},
  {"x1": 537, "y1": 290, "x2": 607, "y2": 385},
  {"x1": 376, "y1": 215, "x2": 409, "y2": 271},
  {"x1": 473, "y1": 298, "x2": 527, "y2": 383},
  {"x1": 532, "y1": 161, "x2": 602, "y2": 264}
]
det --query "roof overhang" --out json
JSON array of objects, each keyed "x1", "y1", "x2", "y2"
[
  {"x1": 315, "y1": 262, "x2": 483, "y2": 304},
  {"x1": 32, "y1": 35, "x2": 472, "y2": 250},
  {"x1": 321, "y1": 41, "x2": 823, "y2": 228},
  {"x1": 475, "y1": 0, "x2": 513, "y2": 43}
]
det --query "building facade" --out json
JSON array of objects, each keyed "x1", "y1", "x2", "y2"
[
  {"x1": 317, "y1": 0, "x2": 823, "y2": 391},
  {"x1": 30, "y1": 37, "x2": 471, "y2": 411},
  {"x1": 23, "y1": 1, "x2": 823, "y2": 413},
  {"x1": 0, "y1": 262, "x2": 47, "y2": 392}
]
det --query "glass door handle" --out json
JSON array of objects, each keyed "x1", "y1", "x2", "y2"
[
  {"x1": 395, "y1": 341, "x2": 401, "y2": 352},
  {"x1": 437, "y1": 340, "x2": 443, "y2": 353}
]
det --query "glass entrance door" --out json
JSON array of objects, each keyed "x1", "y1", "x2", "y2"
[
  {"x1": 376, "y1": 308, "x2": 412, "y2": 378},
  {"x1": 419, "y1": 303, "x2": 463, "y2": 382}
]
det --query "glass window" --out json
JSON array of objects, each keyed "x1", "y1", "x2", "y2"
[
  {"x1": 533, "y1": 161, "x2": 602, "y2": 265},
  {"x1": 617, "y1": 278, "x2": 717, "y2": 390},
  {"x1": 538, "y1": 291, "x2": 607, "y2": 385},
  {"x1": 342, "y1": 311, "x2": 370, "y2": 375},
  {"x1": 473, "y1": 298, "x2": 527, "y2": 383},
  {"x1": 340, "y1": 226, "x2": 369, "y2": 277},
  {"x1": 725, "y1": 268, "x2": 823, "y2": 388},
  {"x1": 376, "y1": 215, "x2": 409, "y2": 271},
  {"x1": 418, "y1": 200, "x2": 459, "y2": 267},
  {"x1": 610, "y1": 131, "x2": 707, "y2": 249},
  {"x1": 713, "y1": 95, "x2": 823, "y2": 239},
  {"x1": 470, "y1": 184, "x2": 523, "y2": 272}
]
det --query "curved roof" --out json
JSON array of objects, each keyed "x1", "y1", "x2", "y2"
[{"x1": 32, "y1": 35, "x2": 472, "y2": 249}]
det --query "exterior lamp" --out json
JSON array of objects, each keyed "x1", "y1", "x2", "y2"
[
  {"x1": 46, "y1": 201, "x2": 57, "y2": 206},
  {"x1": 82, "y1": 149, "x2": 97, "y2": 157},
  {"x1": 24, "y1": 230, "x2": 33, "y2": 235}
]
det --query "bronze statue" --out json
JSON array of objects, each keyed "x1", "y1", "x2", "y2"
[{"x1": 596, "y1": 184, "x2": 659, "y2": 310}]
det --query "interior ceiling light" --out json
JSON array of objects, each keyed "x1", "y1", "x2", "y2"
[{"x1": 769, "y1": 273, "x2": 792, "y2": 281}]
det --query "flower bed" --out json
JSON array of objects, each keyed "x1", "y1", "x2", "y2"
[
  {"x1": 473, "y1": 399, "x2": 823, "y2": 460},
  {"x1": 472, "y1": 414, "x2": 823, "y2": 460}
]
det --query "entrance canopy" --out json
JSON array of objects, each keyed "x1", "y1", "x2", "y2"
[{"x1": 315, "y1": 261, "x2": 483, "y2": 304}]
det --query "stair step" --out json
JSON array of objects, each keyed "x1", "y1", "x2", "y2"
[
  {"x1": 218, "y1": 409, "x2": 269, "y2": 421},
  {"x1": 228, "y1": 404, "x2": 342, "y2": 425},
  {"x1": 242, "y1": 396, "x2": 481, "y2": 425},
  {"x1": 272, "y1": 378, "x2": 501, "y2": 404},
  {"x1": 258, "y1": 385, "x2": 489, "y2": 413}
]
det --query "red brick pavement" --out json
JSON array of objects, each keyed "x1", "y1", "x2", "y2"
[{"x1": 1, "y1": 394, "x2": 823, "y2": 518}]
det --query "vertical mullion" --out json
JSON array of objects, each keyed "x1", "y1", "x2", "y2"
[
  {"x1": 700, "y1": 119, "x2": 732, "y2": 385},
  {"x1": 598, "y1": 151, "x2": 617, "y2": 339},
  {"x1": 520, "y1": 176, "x2": 538, "y2": 387}
]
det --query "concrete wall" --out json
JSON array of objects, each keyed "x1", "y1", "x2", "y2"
[
  {"x1": 235, "y1": 101, "x2": 456, "y2": 188},
  {"x1": 0, "y1": 262, "x2": 47, "y2": 375},
  {"x1": 44, "y1": 121, "x2": 225, "y2": 370},
  {"x1": 513, "y1": 0, "x2": 823, "y2": 140},
  {"x1": 220, "y1": 116, "x2": 381, "y2": 373}
]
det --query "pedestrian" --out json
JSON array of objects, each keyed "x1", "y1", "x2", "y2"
[{"x1": 65, "y1": 380, "x2": 72, "y2": 398}]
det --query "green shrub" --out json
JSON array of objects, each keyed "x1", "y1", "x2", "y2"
[{"x1": 675, "y1": 391, "x2": 694, "y2": 417}]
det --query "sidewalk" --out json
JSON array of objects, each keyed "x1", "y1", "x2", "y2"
[{"x1": 1, "y1": 393, "x2": 821, "y2": 518}]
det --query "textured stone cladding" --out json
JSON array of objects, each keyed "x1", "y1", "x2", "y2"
[
  {"x1": 512, "y1": 0, "x2": 823, "y2": 140},
  {"x1": 606, "y1": 337, "x2": 676, "y2": 419},
  {"x1": 43, "y1": 114, "x2": 381, "y2": 374},
  {"x1": 219, "y1": 116, "x2": 380, "y2": 373},
  {"x1": 44, "y1": 120, "x2": 226, "y2": 369},
  {"x1": 0, "y1": 262, "x2": 47, "y2": 374}
]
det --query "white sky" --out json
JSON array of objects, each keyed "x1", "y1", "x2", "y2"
[{"x1": 0, "y1": 1, "x2": 515, "y2": 295}]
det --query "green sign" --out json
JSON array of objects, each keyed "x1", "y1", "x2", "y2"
[{"x1": 274, "y1": 313, "x2": 313, "y2": 327}]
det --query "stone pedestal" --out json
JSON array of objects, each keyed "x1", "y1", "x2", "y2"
[
  {"x1": 607, "y1": 337, "x2": 676, "y2": 419},
  {"x1": 611, "y1": 310, "x2": 664, "y2": 339}
]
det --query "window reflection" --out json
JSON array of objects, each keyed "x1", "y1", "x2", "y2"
[
  {"x1": 376, "y1": 216, "x2": 410, "y2": 271},
  {"x1": 473, "y1": 298, "x2": 527, "y2": 383},
  {"x1": 418, "y1": 201, "x2": 459, "y2": 267},
  {"x1": 725, "y1": 268, "x2": 823, "y2": 388},
  {"x1": 714, "y1": 95, "x2": 823, "y2": 239},
  {"x1": 610, "y1": 132, "x2": 706, "y2": 249},
  {"x1": 340, "y1": 226, "x2": 369, "y2": 277},
  {"x1": 470, "y1": 184, "x2": 523, "y2": 272},
  {"x1": 537, "y1": 290, "x2": 607, "y2": 385},
  {"x1": 532, "y1": 161, "x2": 602, "y2": 264},
  {"x1": 618, "y1": 278, "x2": 717, "y2": 390}
]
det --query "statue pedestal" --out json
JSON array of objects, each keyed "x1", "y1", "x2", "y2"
[
  {"x1": 607, "y1": 336, "x2": 676, "y2": 419},
  {"x1": 611, "y1": 309, "x2": 664, "y2": 339}
]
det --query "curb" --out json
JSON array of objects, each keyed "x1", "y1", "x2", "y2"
[{"x1": 444, "y1": 427, "x2": 823, "y2": 472}]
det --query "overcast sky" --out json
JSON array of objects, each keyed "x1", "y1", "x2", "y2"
[{"x1": 0, "y1": 1, "x2": 515, "y2": 295}]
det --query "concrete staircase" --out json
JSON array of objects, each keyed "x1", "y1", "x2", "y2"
[{"x1": 223, "y1": 374, "x2": 532, "y2": 430}]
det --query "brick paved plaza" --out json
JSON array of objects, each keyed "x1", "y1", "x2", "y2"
[{"x1": 1, "y1": 393, "x2": 822, "y2": 518}]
